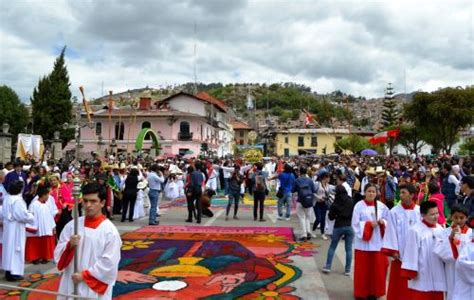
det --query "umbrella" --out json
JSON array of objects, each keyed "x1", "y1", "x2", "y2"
[{"x1": 361, "y1": 149, "x2": 378, "y2": 156}]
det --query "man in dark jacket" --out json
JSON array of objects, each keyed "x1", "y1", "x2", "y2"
[
  {"x1": 3, "y1": 161, "x2": 27, "y2": 192},
  {"x1": 322, "y1": 185, "x2": 354, "y2": 276},
  {"x1": 459, "y1": 175, "x2": 474, "y2": 217},
  {"x1": 189, "y1": 161, "x2": 204, "y2": 224}
]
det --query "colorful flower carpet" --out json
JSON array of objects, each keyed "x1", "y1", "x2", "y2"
[{"x1": 0, "y1": 226, "x2": 317, "y2": 299}]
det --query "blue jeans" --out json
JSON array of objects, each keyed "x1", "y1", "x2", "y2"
[
  {"x1": 313, "y1": 202, "x2": 327, "y2": 234},
  {"x1": 325, "y1": 226, "x2": 354, "y2": 273},
  {"x1": 226, "y1": 191, "x2": 240, "y2": 216},
  {"x1": 277, "y1": 192, "x2": 292, "y2": 218},
  {"x1": 224, "y1": 178, "x2": 230, "y2": 195},
  {"x1": 149, "y1": 189, "x2": 160, "y2": 224}
]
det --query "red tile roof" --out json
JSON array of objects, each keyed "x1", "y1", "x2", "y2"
[
  {"x1": 195, "y1": 91, "x2": 228, "y2": 112},
  {"x1": 230, "y1": 120, "x2": 252, "y2": 130},
  {"x1": 160, "y1": 92, "x2": 228, "y2": 112}
]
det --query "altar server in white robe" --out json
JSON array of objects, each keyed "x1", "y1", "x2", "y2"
[
  {"x1": 25, "y1": 185, "x2": 57, "y2": 264},
  {"x1": 351, "y1": 183, "x2": 390, "y2": 299},
  {"x1": 54, "y1": 182, "x2": 122, "y2": 300},
  {"x1": 401, "y1": 200, "x2": 447, "y2": 300},
  {"x1": 451, "y1": 222, "x2": 474, "y2": 300},
  {"x1": 433, "y1": 205, "x2": 472, "y2": 300},
  {"x1": 2, "y1": 180, "x2": 34, "y2": 281},
  {"x1": 382, "y1": 184, "x2": 421, "y2": 300}
]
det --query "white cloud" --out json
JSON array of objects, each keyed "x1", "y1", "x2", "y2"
[{"x1": 0, "y1": 0, "x2": 472, "y2": 102}]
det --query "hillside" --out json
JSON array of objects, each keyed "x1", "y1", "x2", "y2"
[{"x1": 90, "y1": 82, "x2": 413, "y2": 130}]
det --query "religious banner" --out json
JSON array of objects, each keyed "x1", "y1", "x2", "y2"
[{"x1": 16, "y1": 134, "x2": 44, "y2": 161}]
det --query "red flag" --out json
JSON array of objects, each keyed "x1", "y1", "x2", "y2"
[
  {"x1": 387, "y1": 128, "x2": 400, "y2": 138},
  {"x1": 369, "y1": 128, "x2": 400, "y2": 145},
  {"x1": 369, "y1": 131, "x2": 389, "y2": 145},
  {"x1": 303, "y1": 109, "x2": 314, "y2": 126}
]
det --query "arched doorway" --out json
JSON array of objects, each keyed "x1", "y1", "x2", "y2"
[{"x1": 135, "y1": 128, "x2": 161, "y2": 156}]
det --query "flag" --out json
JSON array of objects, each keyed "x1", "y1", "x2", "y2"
[
  {"x1": 107, "y1": 175, "x2": 120, "y2": 192},
  {"x1": 387, "y1": 128, "x2": 400, "y2": 138},
  {"x1": 303, "y1": 109, "x2": 314, "y2": 126},
  {"x1": 369, "y1": 129, "x2": 400, "y2": 145}
]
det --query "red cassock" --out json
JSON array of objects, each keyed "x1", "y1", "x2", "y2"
[
  {"x1": 25, "y1": 234, "x2": 56, "y2": 262},
  {"x1": 354, "y1": 249, "x2": 389, "y2": 298},
  {"x1": 352, "y1": 200, "x2": 390, "y2": 299},
  {"x1": 386, "y1": 259, "x2": 411, "y2": 300}
]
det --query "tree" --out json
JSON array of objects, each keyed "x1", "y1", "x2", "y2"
[
  {"x1": 397, "y1": 124, "x2": 426, "y2": 157},
  {"x1": 458, "y1": 138, "x2": 474, "y2": 155},
  {"x1": 31, "y1": 46, "x2": 74, "y2": 145},
  {"x1": 334, "y1": 135, "x2": 372, "y2": 154},
  {"x1": 381, "y1": 83, "x2": 400, "y2": 128},
  {"x1": 0, "y1": 85, "x2": 29, "y2": 137},
  {"x1": 405, "y1": 87, "x2": 474, "y2": 154}
]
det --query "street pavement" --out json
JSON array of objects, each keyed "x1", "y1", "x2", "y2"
[{"x1": 0, "y1": 197, "x2": 361, "y2": 299}]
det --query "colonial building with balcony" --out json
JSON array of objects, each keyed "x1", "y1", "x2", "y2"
[{"x1": 65, "y1": 91, "x2": 234, "y2": 157}]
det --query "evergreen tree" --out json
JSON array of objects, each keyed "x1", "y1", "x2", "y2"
[
  {"x1": 31, "y1": 46, "x2": 74, "y2": 144},
  {"x1": 0, "y1": 85, "x2": 29, "y2": 137},
  {"x1": 381, "y1": 83, "x2": 399, "y2": 128}
]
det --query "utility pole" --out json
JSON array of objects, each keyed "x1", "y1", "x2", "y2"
[{"x1": 193, "y1": 21, "x2": 198, "y2": 95}]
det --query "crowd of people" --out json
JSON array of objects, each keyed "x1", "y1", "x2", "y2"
[{"x1": 0, "y1": 153, "x2": 473, "y2": 299}]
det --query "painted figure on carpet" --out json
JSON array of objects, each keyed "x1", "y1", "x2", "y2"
[{"x1": 113, "y1": 239, "x2": 294, "y2": 299}]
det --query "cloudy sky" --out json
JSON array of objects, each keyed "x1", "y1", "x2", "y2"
[{"x1": 1, "y1": 0, "x2": 473, "y2": 102}]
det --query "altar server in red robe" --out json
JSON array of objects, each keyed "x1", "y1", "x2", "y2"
[
  {"x1": 54, "y1": 182, "x2": 122, "y2": 299},
  {"x1": 25, "y1": 184, "x2": 56, "y2": 264},
  {"x1": 433, "y1": 205, "x2": 472, "y2": 300},
  {"x1": 382, "y1": 184, "x2": 421, "y2": 300},
  {"x1": 401, "y1": 200, "x2": 447, "y2": 300},
  {"x1": 351, "y1": 183, "x2": 389, "y2": 299}
]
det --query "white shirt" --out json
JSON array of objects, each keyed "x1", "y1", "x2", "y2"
[{"x1": 147, "y1": 171, "x2": 164, "y2": 191}]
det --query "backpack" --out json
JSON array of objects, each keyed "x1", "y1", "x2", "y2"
[
  {"x1": 297, "y1": 181, "x2": 314, "y2": 208},
  {"x1": 254, "y1": 172, "x2": 266, "y2": 192}
]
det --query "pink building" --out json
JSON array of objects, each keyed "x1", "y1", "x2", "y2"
[{"x1": 65, "y1": 92, "x2": 234, "y2": 158}]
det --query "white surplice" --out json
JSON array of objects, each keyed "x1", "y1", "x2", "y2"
[
  {"x1": 1, "y1": 194, "x2": 34, "y2": 275},
  {"x1": 352, "y1": 200, "x2": 390, "y2": 251},
  {"x1": 54, "y1": 217, "x2": 122, "y2": 300},
  {"x1": 401, "y1": 222, "x2": 447, "y2": 292},
  {"x1": 452, "y1": 238, "x2": 474, "y2": 300},
  {"x1": 133, "y1": 190, "x2": 146, "y2": 220},
  {"x1": 26, "y1": 200, "x2": 56, "y2": 237},
  {"x1": 383, "y1": 204, "x2": 421, "y2": 259},
  {"x1": 31, "y1": 195, "x2": 59, "y2": 219},
  {"x1": 433, "y1": 226, "x2": 473, "y2": 300}
]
